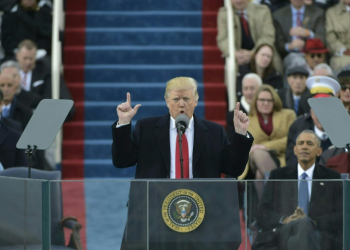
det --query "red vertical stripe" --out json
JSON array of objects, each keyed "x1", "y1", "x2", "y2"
[
  {"x1": 62, "y1": 0, "x2": 87, "y2": 247},
  {"x1": 63, "y1": 0, "x2": 86, "y2": 179},
  {"x1": 202, "y1": 1, "x2": 227, "y2": 122},
  {"x1": 62, "y1": 182, "x2": 87, "y2": 249}
]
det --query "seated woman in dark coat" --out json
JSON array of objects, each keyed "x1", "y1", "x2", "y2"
[{"x1": 236, "y1": 44, "x2": 283, "y2": 98}]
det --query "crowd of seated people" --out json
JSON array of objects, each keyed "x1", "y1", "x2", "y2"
[
  {"x1": 0, "y1": 0, "x2": 74, "y2": 170},
  {"x1": 218, "y1": 1, "x2": 349, "y2": 248}
]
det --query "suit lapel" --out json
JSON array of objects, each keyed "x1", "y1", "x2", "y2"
[
  {"x1": 286, "y1": 88, "x2": 294, "y2": 110},
  {"x1": 154, "y1": 114, "x2": 171, "y2": 175},
  {"x1": 284, "y1": 7, "x2": 293, "y2": 42},
  {"x1": 270, "y1": 111, "x2": 282, "y2": 138},
  {"x1": 192, "y1": 116, "x2": 208, "y2": 170},
  {"x1": 234, "y1": 12, "x2": 241, "y2": 49},
  {"x1": 303, "y1": 6, "x2": 312, "y2": 28},
  {"x1": 30, "y1": 69, "x2": 36, "y2": 89},
  {"x1": 247, "y1": 4, "x2": 256, "y2": 42},
  {"x1": 284, "y1": 166, "x2": 298, "y2": 208},
  {"x1": 0, "y1": 125, "x2": 9, "y2": 146},
  {"x1": 248, "y1": 115, "x2": 263, "y2": 138},
  {"x1": 309, "y1": 165, "x2": 326, "y2": 209},
  {"x1": 337, "y1": 3, "x2": 350, "y2": 31}
]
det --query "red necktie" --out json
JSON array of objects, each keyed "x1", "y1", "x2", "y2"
[
  {"x1": 240, "y1": 12, "x2": 250, "y2": 38},
  {"x1": 175, "y1": 134, "x2": 189, "y2": 178},
  {"x1": 296, "y1": 11, "x2": 302, "y2": 26},
  {"x1": 21, "y1": 73, "x2": 27, "y2": 88}
]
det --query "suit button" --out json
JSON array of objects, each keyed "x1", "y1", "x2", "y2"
[{"x1": 273, "y1": 228, "x2": 276, "y2": 232}]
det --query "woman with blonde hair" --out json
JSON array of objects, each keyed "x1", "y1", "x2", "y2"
[{"x1": 247, "y1": 84, "x2": 296, "y2": 197}]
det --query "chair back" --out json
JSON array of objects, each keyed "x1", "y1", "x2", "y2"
[{"x1": 0, "y1": 167, "x2": 65, "y2": 246}]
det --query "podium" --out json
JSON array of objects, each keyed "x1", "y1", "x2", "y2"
[{"x1": 123, "y1": 180, "x2": 241, "y2": 250}]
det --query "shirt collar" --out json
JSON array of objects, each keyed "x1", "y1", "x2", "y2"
[
  {"x1": 291, "y1": 4, "x2": 305, "y2": 15},
  {"x1": 170, "y1": 115, "x2": 194, "y2": 131},
  {"x1": 298, "y1": 163, "x2": 315, "y2": 179},
  {"x1": 236, "y1": 9, "x2": 248, "y2": 16},
  {"x1": 314, "y1": 125, "x2": 326, "y2": 140},
  {"x1": 240, "y1": 96, "x2": 250, "y2": 113},
  {"x1": 346, "y1": 5, "x2": 350, "y2": 12},
  {"x1": 2, "y1": 103, "x2": 11, "y2": 110}
]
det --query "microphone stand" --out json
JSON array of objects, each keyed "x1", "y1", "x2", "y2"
[{"x1": 177, "y1": 127, "x2": 184, "y2": 179}]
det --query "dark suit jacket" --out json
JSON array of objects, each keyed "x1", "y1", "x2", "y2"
[
  {"x1": 29, "y1": 63, "x2": 76, "y2": 120},
  {"x1": 1, "y1": 117, "x2": 22, "y2": 132},
  {"x1": 0, "y1": 121, "x2": 26, "y2": 168},
  {"x1": 273, "y1": 5, "x2": 325, "y2": 58},
  {"x1": 278, "y1": 87, "x2": 311, "y2": 116},
  {"x1": 29, "y1": 62, "x2": 51, "y2": 98},
  {"x1": 16, "y1": 89, "x2": 43, "y2": 110},
  {"x1": 111, "y1": 114, "x2": 253, "y2": 178},
  {"x1": 254, "y1": 164, "x2": 342, "y2": 249},
  {"x1": 1, "y1": 5, "x2": 52, "y2": 57},
  {"x1": 8, "y1": 97, "x2": 33, "y2": 130}
]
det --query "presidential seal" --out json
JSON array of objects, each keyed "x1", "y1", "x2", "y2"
[{"x1": 162, "y1": 189, "x2": 205, "y2": 233}]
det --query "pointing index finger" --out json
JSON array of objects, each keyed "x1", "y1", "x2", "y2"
[
  {"x1": 127, "y1": 92, "x2": 131, "y2": 104},
  {"x1": 235, "y1": 102, "x2": 240, "y2": 112}
]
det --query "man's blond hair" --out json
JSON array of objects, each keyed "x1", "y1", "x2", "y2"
[{"x1": 164, "y1": 77, "x2": 199, "y2": 101}]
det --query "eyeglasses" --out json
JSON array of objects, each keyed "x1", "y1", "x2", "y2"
[
  {"x1": 341, "y1": 86, "x2": 350, "y2": 91},
  {"x1": 257, "y1": 98, "x2": 274, "y2": 103},
  {"x1": 310, "y1": 53, "x2": 323, "y2": 59}
]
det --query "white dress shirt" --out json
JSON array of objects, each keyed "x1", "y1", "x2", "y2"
[
  {"x1": 1, "y1": 103, "x2": 12, "y2": 116},
  {"x1": 314, "y1": 125, "x2": 328, "y2": 140},
  {"x1": 169, "y1": 116, "x2": 194, "y2": 179},
  {"x1": 297, "y1": 163, "x2": 315, "y2": 201}
]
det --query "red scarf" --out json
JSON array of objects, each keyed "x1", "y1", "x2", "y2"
[{"x1": 257, "y1": 112, "x2": 273, "y2": 136}]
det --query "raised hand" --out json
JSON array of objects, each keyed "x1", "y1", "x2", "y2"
[
  {"x1": 117, "y1": 92, "x2": 141, "y2": 125},
  {"x1": 233, "y1": 102, "x2": 249, "y2": 136}
]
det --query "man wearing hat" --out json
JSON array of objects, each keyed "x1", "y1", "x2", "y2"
[
  {"x1": 303, "y1": 38, "x2": 329, "y2": 71},
  {"x1": 285, "y1": 76, "x2": 340, "y2": 166},
  {"x1": 278, "y1": 65, "x2": 311, "y2": 116}
]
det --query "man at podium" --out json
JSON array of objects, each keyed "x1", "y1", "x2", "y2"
[{"x1": 111, "y1": 77, "x2": 254, "y2": 179}]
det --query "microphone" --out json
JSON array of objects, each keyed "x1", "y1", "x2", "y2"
[{"x1": 175, "y1": 114, "x2": 189, "y2": 135}]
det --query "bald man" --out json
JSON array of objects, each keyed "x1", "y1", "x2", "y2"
[
  {"x1": 0, "y1": 88, "x2": 26, "y2": 169},
  {"x1": 0, "y1": 73, "x2": 32, "y2": 130}
]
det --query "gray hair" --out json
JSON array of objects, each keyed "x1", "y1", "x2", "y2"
[
  {"x1": 242, "y1": 73, "x2": 262, "y2": 87},
  {"x1": 313, "y1": 63, "x2": 333, "y2": 77},
  {"x1": 0, "y1": 60, "x2": 21, "y2": 74},
  {"x1": 295, "y1": 129, "x2": 321, "y2": 147}
]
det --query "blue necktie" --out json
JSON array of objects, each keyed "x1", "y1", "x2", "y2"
[
  {"x1": 299, "y1": 172, "x2": 309, "y2": 215},
  {"x1": 294, "y1": 97, "x2": 300, "y2": 114},
  {"x1": 2, "y1": 107, "x2": 9, "y2": 118}
]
